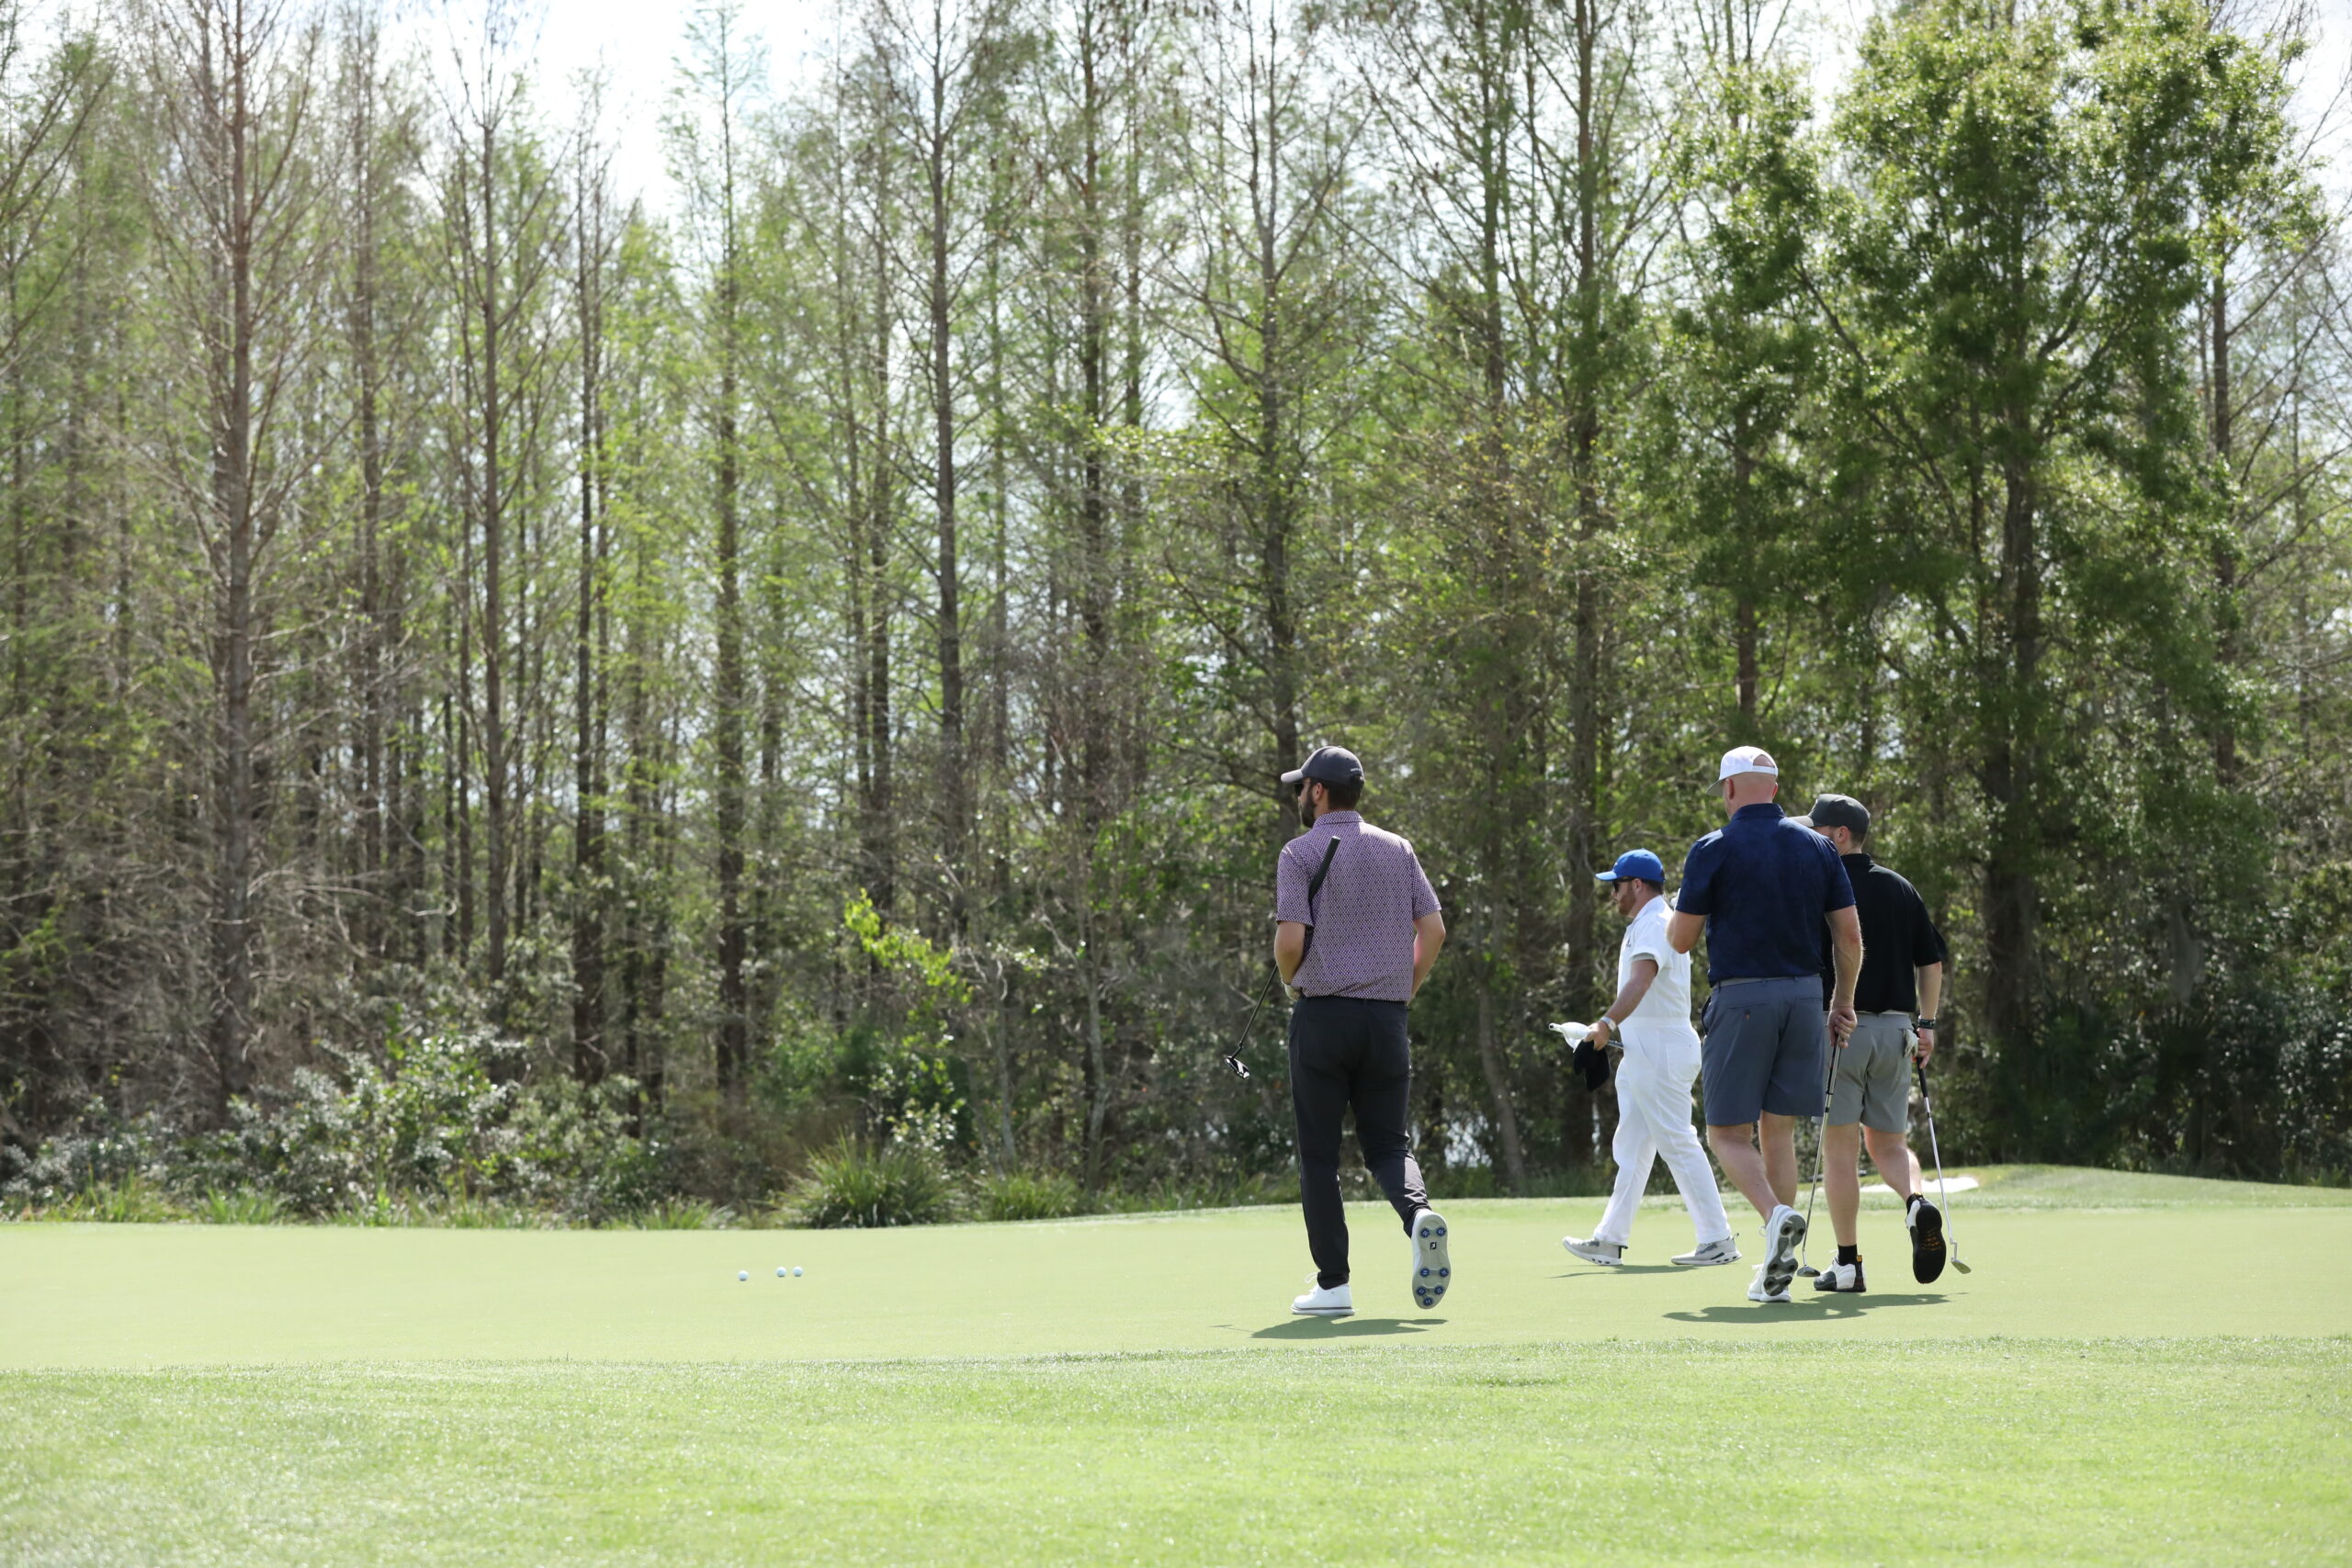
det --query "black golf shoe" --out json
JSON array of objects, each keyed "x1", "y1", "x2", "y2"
[{"x1": 1907, "y1": 1195, "x2": 1946, "y2": 1283}]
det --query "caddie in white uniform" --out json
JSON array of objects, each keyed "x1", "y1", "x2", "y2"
[{"x1": 1562, "y1": 850, "x2": 1738, "y2": 1268}]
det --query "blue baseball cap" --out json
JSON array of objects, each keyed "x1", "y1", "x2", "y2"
[{"x1": 1596, "y1": 849, "x2": 1666, "y2": 884}]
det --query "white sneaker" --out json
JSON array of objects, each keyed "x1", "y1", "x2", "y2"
[
  {"x1": 1409, "y1": 1208, "x2": 1451, "y2": 1310},
  {"x1": 1671, "y1": 1236, "x2": 1741, "y2": 1267},
  {"x1": 1760, "y1": 1203, "x2": 1806, "y2": 1295},
  {"x1": 1562, "y1": 1235, "x2": 1624, "y2": 1266},
  {"x1": 1292, "y1": 1281, "x2": 1353, "y2": 1316},
  {"x1": 1812, "y1": 1258, "x2": 1865, "y2": 1292},
  {"x1": 1747, "y1": 1263, "x2": 1792, "y2": 1303}
]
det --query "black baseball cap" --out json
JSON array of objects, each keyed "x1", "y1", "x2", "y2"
[
  {"x1": 1807, "y1": 794, "x2": 1871, "y2": 836},
  {"x1": 1281, "y1": 746, "x2": 1364, "y2": 788}
]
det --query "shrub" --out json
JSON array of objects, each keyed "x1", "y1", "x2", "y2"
[
  {"x1": 194, "y1": 1189, "x2": 285, "y2": 1225},
  {"x1": 786, "y1": 1139, "x2": 958, "y2": 1228},
  {"x1": 1092, "y1": 1171, "x2": 1295, "y2": 1213},
  {"x1": 627, "y1": 1197, "x2": 736, "y2": 1230},
  {"x1": 977, "y1": 1169, "x2": 1083, "y2": 1223},
  {"x1": 51, "y1": 1173, "x2": 182, "y2": 1224},
  {"x1": 1, "y1": 1030, "x2": 673, "y2": 1224},
  {"x1": 430, "y1": 1194, "x2": 548, "y2": 1229}
]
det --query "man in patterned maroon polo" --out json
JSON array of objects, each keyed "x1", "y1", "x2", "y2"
[{"x1": 1274, "y1": 745, "x2": 1453, "y2": 1318}]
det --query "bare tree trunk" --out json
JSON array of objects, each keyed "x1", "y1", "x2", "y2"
[
  {"x1": 1982, "y1": 466, "x2": 2043, "y2": 1066},
  {"x1": 864, "y1": 146, "x2": 898, "y2": 917},
  {"x1": 571, "y1": 128, "x2": 611, "y2": 1083},
  {"x1": 145, "y1": 1, "x2": 325, "y2": 1117},
  {"x1": 478, "y1": 107, "x2": 507, "y2": 989},
  {"x1": 1476, "y1": 985, "x2": 1528, "y2": 1191},
  {"x1": 702, "y1": 17, "x2": 752, "y2": 1106},
  {"x1": 1071, "y1": 4, "x2": 1114, "y2": 1190},
  {"x1": 917, "y1": 17, "x2": 968, "y2": 934},
  {"x1": 2211, "y1": 271, "x2": 2238, "y2": 784}
]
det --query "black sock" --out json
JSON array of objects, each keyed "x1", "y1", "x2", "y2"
[{"x1": 1838, "y1": 1245, "x2": 1860, "y2": 1266}]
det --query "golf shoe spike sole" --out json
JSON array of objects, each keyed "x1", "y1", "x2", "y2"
[
  {"x1": 1412, "y1": 1210, "x2": 1451, "y2": 1310},
  {"x1": 1909, "y1": 1199, "x2": 1947, "y2": 1284},
  {"x1": 1762, "y1": 1209, "x2": 1806, "y2": 1297}
]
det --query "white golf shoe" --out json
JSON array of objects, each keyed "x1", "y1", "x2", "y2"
[
  {"x1": 1671, "y1": 1236, "x2": 1741, "y2": 1267},
  {"x1": 1562, "y1": 1235, "x2": 1624, "y2": 1267},
  {"x1": 1409, "y1": 1208, "x2": 1452, "y2": 1310},
  {"x1": 1812, "y1": 1258, "x2": 1866, "y2": 1292},
  {"x1": 1760, "y1": 1203, "x2": 1806, "y2": 1296},
  {"x1": 1292, "y1": 1281, "x2": 1353, "y2": 1317},
  {"x1": 1747, "y1": 1264, "x2": 1792, "y2": 1304}
]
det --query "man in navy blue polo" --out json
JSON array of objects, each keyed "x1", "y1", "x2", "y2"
[{"x1": 1667, "y1": 746, "x2": 1862, "y2": 1303}]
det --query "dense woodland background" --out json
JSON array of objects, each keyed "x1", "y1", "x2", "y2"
[{"x1": 3, "y1": 0, "x2": 2349, "y2": 1215}]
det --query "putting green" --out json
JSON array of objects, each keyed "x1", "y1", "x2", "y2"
[
  {"x1": 5, "y1": 1179, "x2": 2346, "y2": 1367},
  {"x1": 3, "y1": 1171, "x2": 2347, "y2": 1565}
]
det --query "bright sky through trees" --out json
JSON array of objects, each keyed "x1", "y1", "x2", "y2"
[{"x1": 416, "y1": 0, "x2": 2352, "y2": 212}]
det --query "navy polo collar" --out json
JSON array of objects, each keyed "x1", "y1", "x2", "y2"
[{"x1": 1732, "y1": 803, "x2": 1784, "y2": 823}]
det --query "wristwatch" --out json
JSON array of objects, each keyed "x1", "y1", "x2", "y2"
[{"x1": 1916, "y1": 1017, "x2": 1939, "y2": 1030}]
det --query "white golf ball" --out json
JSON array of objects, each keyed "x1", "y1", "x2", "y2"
[
  {"x1": 792, "y1": 1267, "x2": 803, "y2": 1277},
  {"x1": 776, "y1": 1267, "x2": 787, "y2": 1277},
  {"x1": 737, "y1": 1270, "x2": 749, "y2": 1281}
]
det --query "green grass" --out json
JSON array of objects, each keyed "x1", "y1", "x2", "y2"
[
  {"x1": 2, "y1": 1340, "x2": 2342, "y2": 1566},
  {"x1": 1945, "y1": 1163, "x2": 2352, "y2": 1208},
  {"x1": 3, "y1": 1167, "x2": 2348, "y2": 1563}
]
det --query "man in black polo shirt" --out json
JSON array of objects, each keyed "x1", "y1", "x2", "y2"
[
  {"x1": 1668, "y1": 746, "x2": 1863, "y2": 1303},
  {"x1": 1804, "y1": 794, "x2": 1951, "y2": 1289}
]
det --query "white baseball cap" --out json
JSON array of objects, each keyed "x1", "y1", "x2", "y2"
[{"x1": 1717, "y1": 745, "x2": 1780, "y2": 781}]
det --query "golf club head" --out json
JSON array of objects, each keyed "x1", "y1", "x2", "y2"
[
  {"x1": 1222, "y1": 1055, "x2": 1250, "y2": 1080},
  {"x1": 1796, "y1": 1265, "x2": 1821, "y2": 1277},
  {"x1": 1951, "y1": 1258, "x2": 1973, "y2": 1273}
]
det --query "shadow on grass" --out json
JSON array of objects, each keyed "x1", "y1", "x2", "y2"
[
  {"x1": 1662, "y1": 1292, "x2": 1949, "y2": 1324},
  {"x1": 1250, "y1": 1316, "x2": 1448, "y2": 1339},
  {"x1": 1553, "y1": 1265, "x2": 1688, "y2": 1277}
]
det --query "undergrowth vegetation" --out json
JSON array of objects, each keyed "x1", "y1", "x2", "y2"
[{"x1": 1, "y1": 1031, "x2": 1299, "y2": 1228}]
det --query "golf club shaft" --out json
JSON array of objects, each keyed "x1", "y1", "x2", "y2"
[
  {"x1": 1222, "y1": 836, "x2": 1335, "y2": 1078},
  {"x1": 1916, "y1": 1058, "x2": 1966, "y2": 1269},
  {"x1": 1221, "y1": 965, "x2": 1281, "y2": 1077},
  {"x1": 1798, "y1": 1042, "x2": 1838, "y2": 1274}
]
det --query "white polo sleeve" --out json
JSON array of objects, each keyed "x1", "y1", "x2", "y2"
[{"x1": 1624, "y1": 907, "x2": 1666, "y2": 968}]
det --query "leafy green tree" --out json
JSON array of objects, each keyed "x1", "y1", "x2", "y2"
[{"x1": 1792, "y1": 0, "x2": 2313, "y2": 1138}]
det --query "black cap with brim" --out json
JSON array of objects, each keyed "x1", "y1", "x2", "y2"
[
  {"x1": 1807, "y1": 794, "x2": 1871, "y2": 836},
  {"x1": 1281, "y1": 746, "x2": 1364, "y2": 787}
]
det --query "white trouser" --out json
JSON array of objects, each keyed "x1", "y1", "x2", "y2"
[{"x1": 1596, "y1": 1019, "x2": 1732, "y2": 1248}]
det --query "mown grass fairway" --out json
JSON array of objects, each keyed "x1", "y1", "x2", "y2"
[{"x1": 3, "y1": 1168, "x2": 2347, "y2": 1564}]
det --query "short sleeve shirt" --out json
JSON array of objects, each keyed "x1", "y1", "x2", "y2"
[
  {"x1": 1677, "y1": 803, "x2": 1856, "y2": 982},
  {"x1": 1844, "y1": 852, "x2": 1949, "y2": 1013},
  {"x1": 1274, "y1": 811, "x2": 1441, "y2": 1002},
  {"x1": 1620, "y1": 893, "x2": 1692, "y2": 1026}
]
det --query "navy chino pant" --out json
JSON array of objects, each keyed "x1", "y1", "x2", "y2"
[{"x1": 1288, "y1": 994, "x2": 1430, "y2": 1290}]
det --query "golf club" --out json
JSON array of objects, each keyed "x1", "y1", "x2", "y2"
[
  {"x1": 1914, "y1": 1057, "x2": 1973, "y2": 1274},
  {"x1": 1219, "y1": 965, "x2": 1278, "y2": 1079},
  {"x1": 1216, "y1": 832, "x2": 1340, "y2": 1080},
  {"x1": 1795, "y1": 1027, "x2": 1842, "y2": 1278}
]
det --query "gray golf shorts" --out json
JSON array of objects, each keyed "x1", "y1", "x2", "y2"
[
  {"x1": 1828, "y1": 1013, "x2": 1913, "y2": 1133},
  {"x1": 1699, "y1": 976, "x2": 1827, "y2": 1126}
]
